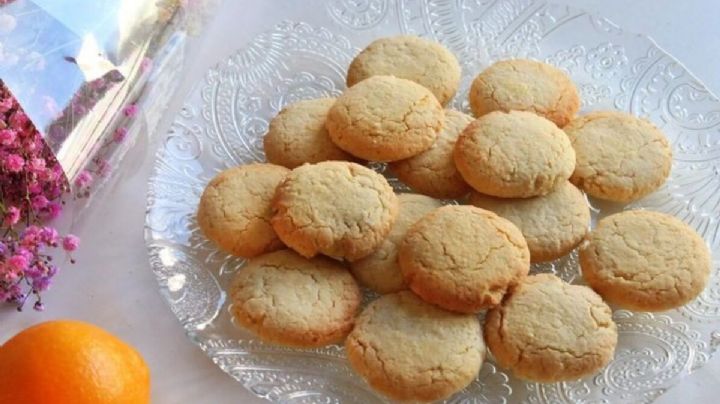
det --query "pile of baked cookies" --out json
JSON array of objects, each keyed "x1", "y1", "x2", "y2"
[{"x1": 197, "y1": 36, "x2": 712, "y2": 401}]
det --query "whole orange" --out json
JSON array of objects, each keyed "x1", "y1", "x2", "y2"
[{"x1": 0, "y1": 320, "x2": 150, "y2": 404}]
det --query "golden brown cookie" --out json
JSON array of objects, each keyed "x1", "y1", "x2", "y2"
[
  {"x1": 565, "y1": 111, "x2": 672, "y2": 202},
  {"x1": 469, "y1": 181, "x2": 590, "y2": 263},
  {"x1": 469, "y1": 59, "x2": 580, "y2": 127},
  {"x1": 389, "y1": 110, "x2": 473, "y2": 199},
  {"x1": 230, "y1": 250, "x2": 361, "y2": 347},
  {"x1": 263, "y1": 98, "x2": 354, "y2": 168},
  {"x1": 350, "y1": 194, "x2": 443, "y2": 293},
  {"x1": 326, "y1": 75, "x2": 444, "y2": 162},
  {"x1": 579, "y1": 210, "x2": 711, "y2": 311},
  {"x1": 347, "y1": 35, "x2": 461, "y2": 106},
  {"x1": 346, "y1": 291, "x2": 484, "y2": 401},
  {"x1": 197, "y1": 163, "x2": 289, "y2": 258},
  {"x1": 454, "y1": 110, "x2": 576, "y2": 198},
  {"x1": 271, "y1": 161, "x2": 399, "y2": 261},
  {"x1": 484, "y1": 274, "x2": 617, "y2": 382},
  {"x1": 398, "y1": 205, "x2": 530, "y2": 313}
]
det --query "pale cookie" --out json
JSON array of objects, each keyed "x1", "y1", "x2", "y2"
[
  {"x1": 230, "y1": 250, "x2": 361, "y2": 347},
  {"x1": 398, "y1": 205, "x2": 530, "y2": 313},
  {"x1": 197, "y1": 164, "x2": 289, "y2": 258},
  {"x1": 484, "y1": 274, "x2": 617, "y2": 382},
  {"x1": 454, "y1": 110, "x2": 576, "y2": 198},
  {"x1": 469, "y1": 59, "x2": 580, "y2": 127},
  {"x1": 579, "y1": 210, "x2": 711, "y2": 311},
  {"x1": 469, "y1": 181, "x2": 590, "y2": 263},
  {"x1": 271, "y1": 161, "x2": 399, "y2": 261},
  {"x1": 347, "y1": 35, "x2": 461, "y2": 106},
  {"x1": 346, "y1": 291, "x2": 484, "y2": 402},
  {"x1": 263, "y1": 98, "x2": 354, "y2": 168},
  {"x1": 565, "y1": 111, "x2": 672, "y2": 202},
  {"x1": 350, "y1": 194, "x2": 443, "y2": 293},
  {"x1": 389, "y1": 110, "x2": 473, "y2": 199},
  {"x1": 326, "y1": 75, "x2": 444, "y2": 162}
]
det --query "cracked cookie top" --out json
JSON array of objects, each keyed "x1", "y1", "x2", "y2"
[
  {"x1": 454, "y1": 110, "x2": 576, "y2": 198},
  {"x1": 197, "y1": 163, "x2": 289, "y2": 258},
  {"x1": 350, "y1": 193, "x2": 443, "y2": 294},
  {"x1": 484, "y1": 273, "x2": 617, "y2": 382},
  {"x1": 345, "y1": 291, "x2": 484, "y2": 402},
  {"x1": 565, "y1": 111, "x2": 672, "y2": 202},
  {"x1": 579, "y1": 210, "x2": 711, "y2": 311},
  {"x1": 470, "y1": 181, "x2": 590, "y2": 263},
  {"x1": 263, "y1": 98, "x2": 353, "y2": 169},
  {"x1": 398, "y1": 205, "x2": 530, "y2": 313},
  {"x1": 389, "y1": 110, "x2": 474, "y2": 199},
  {"x1": 346, "y1": 35, "x2": 461, "y2": 106},
  {"x1": 469, "y1": 59, "x2": 579, "y2": 127},
  {"x1": 230, "y1": 249, "x2": 361, "y2": 348},
  {"x1": 326, "y1": 75, "x2": 444, "y2": 162},
  {"x1": 271, "y1": 161, "x2": 398, "y2": 261}
]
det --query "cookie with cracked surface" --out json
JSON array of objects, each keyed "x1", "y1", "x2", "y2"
[
  {"x1": 350, "y1": 194, "x2": 443, "y2": 294},
  {"x1": 271, "y1": 161, "x2": 399, "y2": 261},
  {"x1": 469, "y1": 181, "x2": 590, "y2": 263},
  {"x1": 389, "y1": 110, "x2": 473, "y2": 199},
  {"x1": 326, "y1": 75, "x2": 444, "y2": 162},
  {"x1": 197, "y1": 163, "x2": 289, "y2": 258},
  {"x1": 398, "y1": 205, "x2": 530, "y2": 313},
  {"x1": 346, "y1": 35, "x2": 461, "y2": 106},
  {"x1": 263, "y1": 98, "x2": 354, "y2": 169},
  {"x1": 579, "y1": 210, "x2": 710, "y2": 311},
  {"x1": 454, "y1": 110, "x2": 576, "y2": 198},
  {"x1": 469, "y1": 59, "x2": 579, "y2": 127},
  {"x1": 230, "y1": 249, "x2": 361, "y2": 347},
  {"x1": 484, "y1": 273, "x2": 617, "y2": 382},
  {"x1": 346, "y1": 291, "x2": 484, "y2": 401},
  {"x1": 565, "y1": 111, "x2": 672, "y2": 202}
]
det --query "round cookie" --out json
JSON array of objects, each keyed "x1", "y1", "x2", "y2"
[
  {"x1": 326, "y1": 75, "x2": 444, "y2": 162},
  {"x1": 263, "y1": 98, "x2": 354, "y2": 168},
  {"x1": 230, "y1": 250, "x2": 361, "y2": 347},
  {"x1": 469, "y1": 59, "x2": 580, "y2": 127},
  {"x1": 389, "y1": 110, "x2": 473, "y2": 199},
  {"x1": 454, "y1": 110, "x2": 576, "y2": 198},
  {"x1": 565, "y1": 111, "x2": 672, "y2": 202},
  {"x1": 350, "y1": 194, "x2": 443, "y2": 293},
  {"x1": 398, "y1": 205, "x2": 530, "y2": 313},
  {"x1": 197, "y1": 163, "x2": 289, "y2": 258},
  {"x1": 469, "y1": 181, "x2": 590, "y2": 263},
  {"x1": 346, "y1": 291, "x2": 484, "y2": 401},
  {"x1": 347, "y1": 35, "x2": 461, "y2": 106},
  {"x1": 579, "y1": 210, "x2": 711, "y2": 311},
  {"x1": 271, "y1": 161, "x2": 399, "y2": 261},
  {"x1": 484, "y1": 274, "x2": 617, "y2": 382}
]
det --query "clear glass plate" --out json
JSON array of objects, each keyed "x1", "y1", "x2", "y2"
[{"x1": 145, "y1": 1, "x2": 720, "y2": 402}]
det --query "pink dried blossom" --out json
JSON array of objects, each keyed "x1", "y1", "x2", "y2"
[
  {"x1": 45, "y1": 202, "x2": 62, "y2": 219},
  {"x1": 74, "y1": 170, "x2": 93, "y2": 188},
  {"x1": 4, "y1": 206, "x2": 20, "y2": 226},
  {"x1": 8, "y1": 255, "x2": 28, "y2": 271},
  {"x1": 62, "y1": 235, "x2": 80, "y2": 252},
  {"x1": 113, "y1": 126, "x2": 128, "y2": 143},
  {"x1": 0, "y1": 128, "x2": 15, "y2": 145},
  {"x1": 31, "y1": 195, "x2": 49, "y2": 210},
  {"x1": 123, "y1": 103, "x2": 139, "y2": 118},
  {"x1": 4, "y1": 153, "x2": 23, "y2": 172}
]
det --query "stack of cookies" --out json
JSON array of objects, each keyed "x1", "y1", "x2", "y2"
[{"x1": 196, "y1": 35, "x2": 712, "y2": 402}]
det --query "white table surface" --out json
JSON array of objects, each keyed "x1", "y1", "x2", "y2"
[{"x1": 2, "y1": 1, "x2": 719, "y2": 403}]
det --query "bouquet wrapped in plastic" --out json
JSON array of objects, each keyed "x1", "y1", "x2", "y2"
[{"x1": 0, "y1": 0, "x2": 217, "y2": 310}]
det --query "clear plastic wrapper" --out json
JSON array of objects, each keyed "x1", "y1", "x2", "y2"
[{"x1": 0, "y1": 0, "x2": 217, "y2": 192}]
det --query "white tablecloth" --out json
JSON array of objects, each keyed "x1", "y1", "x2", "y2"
[{"x1": 2, "y1": 1, "x2": 719, "y2": 403}]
